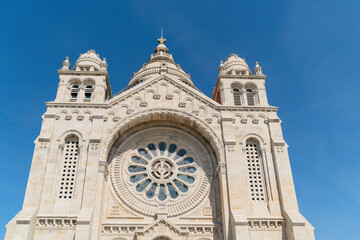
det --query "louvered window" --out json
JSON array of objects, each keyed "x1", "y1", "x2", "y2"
[
  {"x1": 246, "y1": 89, "x2": 255, "y2": 106},
  {"x1": 246, "y1": 141, "x2": 265, "y2": 202},
  {"x1": 84, "y1": 85, "x2": 93, "y2": 99},
  {"x1": 59, "y1": 136, "x2": 79, "y2": 199},
  {"x1": 233, "y1": 88, "x2": 241, "y2": 105},
  {"x1": 70, "y1": 85, "x2": 79, "y2": 99}
]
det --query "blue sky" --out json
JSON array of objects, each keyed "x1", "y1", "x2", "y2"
[{"x1": 0, "y1": 0, "x2": 359, "y2": 239}]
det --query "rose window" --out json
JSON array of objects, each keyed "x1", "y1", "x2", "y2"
[
  {"x1": 128, "y1": 142, "x2": 197, "y2": 201},
  {"x1": 110, "y1": 126, "x2": 214, "y2": 217}
]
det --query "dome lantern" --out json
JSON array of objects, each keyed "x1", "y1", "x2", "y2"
[
  {"x1": 220, "y1": 54, "x2": 251, "y2": 75},
  {"x1": 73, "y1": 49, "x2": 103, "y2": 71},
  {"x1": 128, "y1": 36, "x2": 194, "y2": 88}
]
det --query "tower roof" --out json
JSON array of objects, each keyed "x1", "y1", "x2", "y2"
[
  {"x1": 73, "y1": 50, "x2": 107, "y2": 71},
  {"x1": 128, "y1": 37, "x2": 194, "y2": 88},
  {"x1": 220, "y1": 53, "x2": 251, "y2": 75}
]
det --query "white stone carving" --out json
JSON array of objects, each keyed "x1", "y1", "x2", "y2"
[
  {"x1": 109, "y1": 127, "x2": 214, "y2": 217},
  {"x1": 36, "y1": 217, "x2": 77, "y2": 230}
]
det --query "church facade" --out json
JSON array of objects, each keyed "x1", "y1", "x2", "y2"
[{"x1": 5, "y1": 37, "x2": 315, "y2": 240}]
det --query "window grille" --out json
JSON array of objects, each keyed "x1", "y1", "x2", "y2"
[
  {"x1": 233, "y1": 89, "x2": 241, "y2": 105},
  {"x1": 59, "y1": 137, "x2": 79, "y2": 199},
  {"x1": 246, "y1": 89, "x2": 255, "y2": 106},
  {"x1": 246, "y1": 141, "x2": 265, "y2": 202}
]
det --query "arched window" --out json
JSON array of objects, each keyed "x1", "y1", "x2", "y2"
[
  {"x1": 233, "y1": 88, "x2": 241, "y2": 105},
  {"x1": 70, "y1": 85, "x2": 79, "y2": 99},
  {"x1": 58, "y1": 136, "x2": 79, "y2": 199},
  {"x1": 84, "y1": 85, "x2": 94, "y2": 102},
  {"x1": 245, "y1": 139, "x2": 265, "y2": 202},
  {"x1": 246, "y1": 89, "x2": 255, "y2": 106},
  {"x1": 84, "y1": 85, "x2": 93, "y2": 100}
]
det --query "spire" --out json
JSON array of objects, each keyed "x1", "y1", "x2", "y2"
[{"x1": 154, "y1": 35, "x2": 169, "y2": 53}]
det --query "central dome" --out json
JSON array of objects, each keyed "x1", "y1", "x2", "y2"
[{"x1": 128, "y1": 37, "x2": 194, "y2": 88}]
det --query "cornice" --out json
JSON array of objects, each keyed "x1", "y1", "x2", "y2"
[
  {"x1": 219, "y1": 106, "x2": 278, "y2": 112},
  {"x1": 218, "y1": 74, "x2": 267, "y2": 80},
  {"x1": 57, "y1": 70, "x2": 108, "y2": 76},
  {"x1": 45, "y1": 102, "x2": 107, "y2": 108},
  {"x1": 57, "y1": 69, "x2": 112, "y2": 97},
  {"x1": 45, "y1": 100, "x2": 278, "y2": 113}
]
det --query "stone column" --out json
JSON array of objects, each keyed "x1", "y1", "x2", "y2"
[{"x1": 217, "y1": 162, "x2": 230, "y2": 240}]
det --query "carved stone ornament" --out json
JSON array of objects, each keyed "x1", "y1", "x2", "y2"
[
  {"x1": 135, "y1": 217, "x2": 189, "y2": 240},
  {"x1": 101, "y1": 108, "x2": 225, "y2": 165},
  {"x1": 109, "y1": 126, "x2": 215, "y2": 217}
]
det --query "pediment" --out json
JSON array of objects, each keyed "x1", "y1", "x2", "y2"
[
  {"x1": 105, "y1": 75, "x2": 221, "y2": 125},
  {"x1": 111, "y1": 75, "x2": 218, "y2": 106},
  {"x1": 135, "y1": 217, "x2": 188, "y2": 240}
]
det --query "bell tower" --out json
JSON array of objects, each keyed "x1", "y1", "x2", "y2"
[
  {"x1": 55, "y1": 50, "x2": 112, "y2": 103},
  {"x1": 5, "y1": 38, "x2": 314, "y2": 240},
  {"x1": 213, "y1": 54, "x2": 268, "y2": 107}
]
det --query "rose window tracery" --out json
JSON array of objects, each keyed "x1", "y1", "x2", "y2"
[
  {"x1": 127, "y1": 142, "x2": 197, "y2": 201},
  {"x1": 109, "y1": 127, "x2": 214, "y2": 217}
]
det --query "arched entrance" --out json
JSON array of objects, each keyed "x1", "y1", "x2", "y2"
[
  {"x1": 100, "y1": 109, "x2": 225, "y2": 239},
  {"x1": 153, "y1": 237, "x2": 171, "y2": 240}
]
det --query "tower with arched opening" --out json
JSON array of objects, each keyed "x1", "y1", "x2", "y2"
[{"x1": 5, "y1": 37, "x2": 314, "y2": 240}]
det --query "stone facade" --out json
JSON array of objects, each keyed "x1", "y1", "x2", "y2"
[{"x1": 5, "y1": 37, "x2": 315, "y2": 240}]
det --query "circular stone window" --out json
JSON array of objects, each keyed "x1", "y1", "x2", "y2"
[
  {"x1": 109, "y1": 126, "x2": 215, "y2": 217},
  {"x1": 128, "y1": 142, "x2": 197, "y2": 201}
]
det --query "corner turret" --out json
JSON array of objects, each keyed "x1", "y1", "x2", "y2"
[
  {"x1": 55, "y1": 50, "x2": 112, "y2": 103},
  {"x1": 213, "y1": 54, "x2": 268, "y2": 106}
]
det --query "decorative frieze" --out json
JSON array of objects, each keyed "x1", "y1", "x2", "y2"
[
  {"x1": 102, "y1": 223, "x2": 219, "y2": 237},
  {"x1": 183, "y1": 225, "x2": 219, "y2": 234},
  {"x1": 36, "y1": 217, "x2": 77, "y2": 230},
  {"x1": 102, "y1": 224, "x2": 142, "y2": 235},
  {"x1": 248, "y1": 218, "x2": 284, "y2": 230}
]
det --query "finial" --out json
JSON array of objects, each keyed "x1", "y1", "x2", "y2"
[
  {"x1": 158, "y1": 36, "x2": 166, "y2": 44},
  {"x1": 254, "y1": 61, "x2": 263, "y2": 75},
  {"x1": 158, "y1": 28, "x2": 166, "y2": 44},
  {"x1": 61, "y1": 56, "x2": 70, "y2": 70},
  {"x1": 218, "y1": 61, "x2": 224, "y2": 73},
  {"x1": 100, "y1": 57, "x2": 108, "y2": 70}
]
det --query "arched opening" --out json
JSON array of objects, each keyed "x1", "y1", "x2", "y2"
[
  {"x1": 153, "y1": 237, "x2": 171, "y2": 240},
  {"x1": 83, "y1": 79, "x2": 95, "y2": 101},
  {"x1": 246, "y1": 88, "x2": 255, "y2": 106},
  {"x1": 58, "y1": 135, "x2": 79, "y2": 199},
  {"x1": 232, "y1": 88, "x2": 241, "y2": 105},
  {"x1": 245, "y1": 138, "x2": 265, "y2": 202},
  {"x1": 84, "y1": 85, "x2": 93, "y2": 99},
  {"x1": 101, "y1": 109, "x2": 224, "y2": 239},
  {"x1": 70, "y1": 85, "x2": 79, "y2": 99}
]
